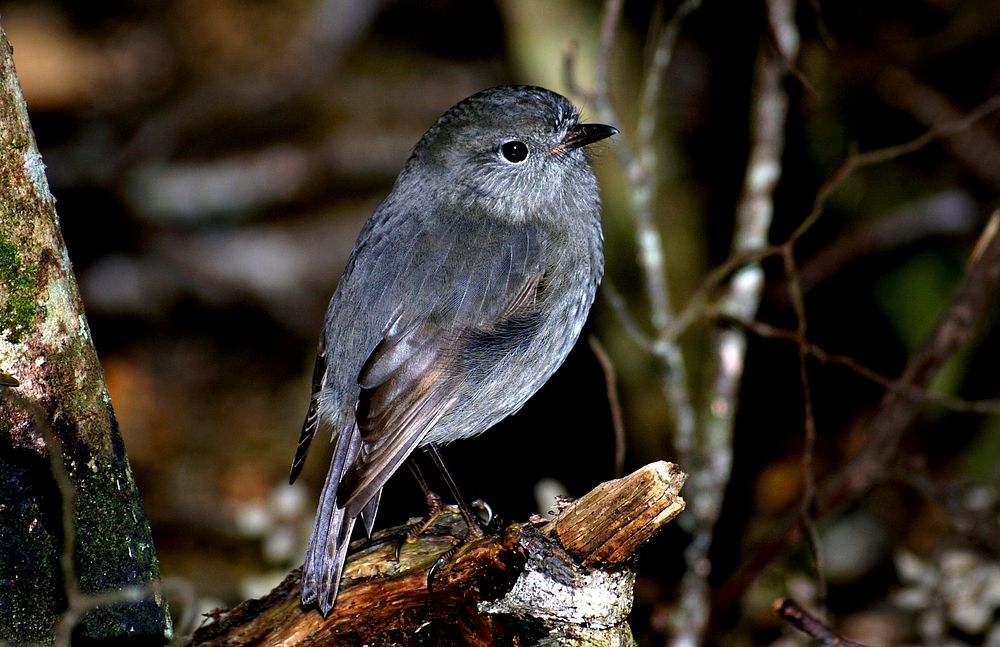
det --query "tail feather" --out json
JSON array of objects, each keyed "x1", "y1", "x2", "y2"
[
  {"x1": 360, "y1": 489, "x2": 382, "y2": 538},
  {"x1": 301, "y1": 424, "x2": 362, "y2": 615},
  {"x1": 302, "y1": 497, "x2": 354, "y2": 609}
]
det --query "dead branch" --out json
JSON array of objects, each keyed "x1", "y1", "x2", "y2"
[
  {"x1": 774, "y1": 598, "x2": 868, "y2": 647},
  {"x1": 588, "y1": 335, "x2": 627, "y2": 478},
  {"x1": 186, "y1": 462, "x2": 686, "y2": 646},
  {"x1": 714, "y1": 311, "x2": 1000, "y2": 416},
  {"x1": 671, "y1": 0, "x2": 799, "y2": 642},
  {"x1": 719, "y1": 211, "x2": 1000, "y2": 610},
  {"x1": 877, "y1": 68, "x2": 1000, "y2": 191},
  {"x1": 818, "y1": 210, "x2": 1000, "y2": 513}
]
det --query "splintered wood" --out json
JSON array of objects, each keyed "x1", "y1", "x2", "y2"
[
  {"x1": 188, "y1": 461, "x2": 687, "y2": 646},
  {"x1": 541, "y1": 460, "x2": 687, "y2": 567}
]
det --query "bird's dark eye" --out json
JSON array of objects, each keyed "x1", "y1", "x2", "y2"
[{"x1": 500, "y1": 141, "x2": 529, "y2": 163}]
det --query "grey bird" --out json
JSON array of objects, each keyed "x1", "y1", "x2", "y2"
[{"x1": 289, "y1": 85, "x2": 617, "y2": 615}]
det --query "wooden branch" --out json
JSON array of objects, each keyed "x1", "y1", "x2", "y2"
[
  {"x1": 0, "y1": 22, "x2": 170, "y2": 644},
  {"x1": 188, "y1": 462, "x2": 686, "y2": 646},
  {"x1": 541, "y1": 460, "x2": 686, "y2": 567}
]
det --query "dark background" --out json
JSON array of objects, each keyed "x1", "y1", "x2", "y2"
[{"x1": 2, "y1": 0, "x2": 999, "y2": 644}]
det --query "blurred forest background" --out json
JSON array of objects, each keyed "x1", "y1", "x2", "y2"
[{"x1": 3, "y1": 0, "x2": 1000, "y2": 644}]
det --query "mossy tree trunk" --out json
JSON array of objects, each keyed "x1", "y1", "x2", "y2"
[{"x1": 0, "y1": 23, "x2": 171, "y2": 645}]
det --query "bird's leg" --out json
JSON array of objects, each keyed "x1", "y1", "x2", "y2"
[
  {"x1": 426, "y1": 443, "x2": 487, "y2": 538},
  {"x1": 394, "y1": 446, "x2": 498, "y2": 592},
  {"x1": 392, "y1": 458, "x2": 459, "y2": 561},
  {"x1": 409, "y1": 458, "x2": 447, "y2": 517},
  {"x1": 423, "y1": 500, "x2": 495, "y2": 593},
  {"x1": 422, "y1": 443, "x2": 505, "y2": 593}
]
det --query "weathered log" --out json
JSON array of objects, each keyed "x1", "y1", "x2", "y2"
[{"x1": 188, "y1": 461, "x2": 686, "y2": 646}]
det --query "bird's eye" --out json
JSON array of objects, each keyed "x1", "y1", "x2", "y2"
[{"x1": 500, "y1": 141, "x2": 529, "y2": 163}]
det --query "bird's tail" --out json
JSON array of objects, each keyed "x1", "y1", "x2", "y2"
[{"x1": 301, "y1": 426, "x2": 362, "y2": 616}]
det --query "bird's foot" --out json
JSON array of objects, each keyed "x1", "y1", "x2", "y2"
[
  {"x1": 393, "y1": 490, "x2": 454, "y2": 561},
  {"x1": 425, "y1": 498, "x2": 497, "y2": 593}
]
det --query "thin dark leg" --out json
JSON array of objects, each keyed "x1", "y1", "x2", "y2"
[
  {"x1": 407, "y1": 459, "x2": 442, "y2": 511},
  {"x1": 427, "y1": 443, "x2": 484, "y2": 538},
  {"x1": 392, "y1": 458, "x2": 446, "y2": 561}
]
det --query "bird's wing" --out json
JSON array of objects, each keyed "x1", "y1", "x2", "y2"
[
  {"x1": 337, "y1": 218, "x2": 548, "y2": 518},
  {"x1": 289, "y1": 346, "x2": 327, "y2": 484}
]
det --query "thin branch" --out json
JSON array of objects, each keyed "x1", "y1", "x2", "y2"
[
  {"x1": 578, "y1": 0, "x2": 701, "y2": 504},
  {"x1": 601, "y1": 279, "x2": 655, "y2": 351},
  {"x1": 719, "y1": 210, "x2": 1000, "y2": 612},
  {"x1": 671, "y1": 1, "x2": 797, "y2": 643},
  {"x1": 878, "y1": 68, "x2": 1000, "y2": 191},
  {"x1": 781, "y1": 245, "x2": 827, "y2": 612},
  {"x1": 593, "y1": 0, "x2": 623, "y2": 104},
  {"x1": 632, "y1": 0, "x2": 700, "y2": 335},
  {"x1": 769, "y1": 191, "x2": 979, "y2": 305},
  {"x1": 788, "y1": 95, "x2": 1000, "y2": 245},
  {"x1": 773, "y1": 598, "x2": 868, "y2": 647},
  {"x1": 632, "y1": 0, "x2": 700, "y2": 477},
  {"x1": 715, "y1": 311, "x2": 1000, "y2": 415},
  {"x1": 817, "y1": 209, "x2": 1000, "y2": 513},
  {"x1": 589, "y1": 336, "x2": 628, "y2": 478},
  {"x1": 666, "y1": 94, "x2": 1000, "y2": 342},
  {"x1": 768, "y1": 0, "x2": 823, "y2": 579}
]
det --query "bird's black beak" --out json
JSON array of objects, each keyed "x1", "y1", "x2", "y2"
[{"x1": 557, "y1": 123, "x2": 619, "y2": 152}]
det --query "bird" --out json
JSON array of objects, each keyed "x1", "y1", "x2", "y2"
[{"x1": 289, "y1": 85, "x2": 617, "y2": 615}]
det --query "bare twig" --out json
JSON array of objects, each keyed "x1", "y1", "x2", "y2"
[
  {"x1": 593, "y1": 0, "x2": 622, "y2": 106},
  {"x1": 766, "y1": 0, "x2": 825, "y2": 593},
  {"x1": 601, "y1": 279, "x2": 655, "y2": 351},
  {"x1": 633, "y1": 0, "x2": 700, "y2": 334},
  {"x1": 720, "y1": 210, "x2": 1000, "y2": 611},
  {"x1": 714, "y1": 311, "x2": 1000, "y2": 415},
  {"x1": 878, "y1": 68, "x2": 1000, "y2": 191},
  {"x1": 773, "y1": 598, "x2": 868, "y2": 647},
  {"x1": 667, "y1": 94, "x2": 1000, "y2": 342},
  {"x1": 570, "y1": 4, "x2": 1000, "y2": 641},
  {"x1": 589, "y1": 336, "x2": 627, "y2": 478},
  {"x1": 769, "y1": 191, "x2": 979, "y2": 305},
  {"x1": 806, "y1": 0, "x2": 837, "y2": 51},
  {"x1": 630, "y1": 0, "x2": 701, "y2": 494},
  {"x1": 671, "y1": 0, "x2": 798, "y2": 643},
  {"x1": 817, "y1": 209, "x2": 1000, "y2": 514},
  {"x1": 574, "y1": 0, "x2": 701, "y2": 513},
  {"x1": 789, "y1": 95, "x2": 1000, "y2": 245},
  {"x1": 781, "y1": 246, "x2": 827, "y2": 612}
]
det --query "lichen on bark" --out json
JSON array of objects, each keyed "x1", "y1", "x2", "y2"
[{"x1": 0, "y1": 21, "x2": 171, "y2": 645}]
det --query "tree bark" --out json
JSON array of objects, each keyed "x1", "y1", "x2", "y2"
[
  {"x1": 0, "y1": 22, "x2": 171, "y2": 645},
  {"x1": 188, "y1": 461, "x2": 686, "y2": 646}
]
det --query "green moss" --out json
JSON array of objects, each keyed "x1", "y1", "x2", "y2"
[
  {"x1": 0, "y1": 235, "x2": 38, "y2": 343},
  {"x1": 0, "y1": 462, "x2": 62, "y2": 645}
]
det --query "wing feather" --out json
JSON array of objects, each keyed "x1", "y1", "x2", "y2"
[
  {"x1": 289, "y1": 351, "x2": 327, "y2": 484},
  {"x1": 297, "y1": 214, "x2": 551, "y2": 612},
  {"x1": 337, "y1": 221, "x2": 547, "y2": 518}
]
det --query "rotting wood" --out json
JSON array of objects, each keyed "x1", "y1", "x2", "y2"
[{"x1": 188, "y1": 461, "x2": 686, "y2": 646}]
